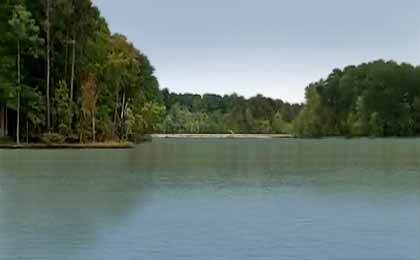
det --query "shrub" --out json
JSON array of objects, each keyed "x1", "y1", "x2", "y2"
[{"x1": 41, "y1": 133, "x2": 66, "y2": 144}]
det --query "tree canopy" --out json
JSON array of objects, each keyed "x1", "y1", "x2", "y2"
[
  {"x1": 0, "y1": 0, "x2": 163, "y2": 143},
  {"x1": 1, "y1": 2, "x2": 419, "y2": 142},
  {"x1": 293, "y1": 60, "x2": 420, "y2": 137},
  {"x1": 160, "y1": 60, "x2": 420, "y2": 138},
  {"x1": 159, "y1": 91, "x2": 302, "y2": 134}
]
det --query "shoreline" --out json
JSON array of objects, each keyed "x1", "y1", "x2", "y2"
[
  {"x1": 151, "y1": 134, "x2": 293, "y2": 139},
  {"x1": 0, "y1": 142, "x2": 133, "y2": 149}
]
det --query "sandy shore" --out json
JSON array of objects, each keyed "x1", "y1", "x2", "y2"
[{"x1": 151, "y1": 134, "x2": 293, "y2": 139}]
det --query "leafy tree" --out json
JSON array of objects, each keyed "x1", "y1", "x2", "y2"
[
  {"x1": 272, "y1": 112, "x2": 290, "y2": 134},
  {"x1": 53, "y1": 80, "x2": 71, "y2": 135},
  {"x1": 127, "y1": 101, "x2": 164, "y2": 142},
  {"x1": 8, "y1": 4, "x2": 43, "y2": 144},
  {"x1": 80, "y1": 73, "x2": 97, "y2": 142},
  {"x1": 294, "y1": 60, "x2": 420, "y2": 137},
  {"x1": 293, "y1": 86, "x2": 324, "y2": 137},
  {"x1": 159, "y1": 91, "x2": 302, "y2": 135}
]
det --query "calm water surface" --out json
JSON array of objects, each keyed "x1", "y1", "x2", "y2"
[{"x1": 0, "y1": 138, "x2": 419, "y2": 260}]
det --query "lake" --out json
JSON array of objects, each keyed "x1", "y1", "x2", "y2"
[{"x1": 0, "y1": 138, "x2": 419, "y2": 260}]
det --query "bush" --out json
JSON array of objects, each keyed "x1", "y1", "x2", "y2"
[
  {"x1": 41, "y1": 133, "x2": 66, "y2": 144},
  {"x1": 0, "y1": 136, "x2": 14, "y2": 144},
  {"x1": 65, "y1": 134, "x2": 80, "y2": 144}
]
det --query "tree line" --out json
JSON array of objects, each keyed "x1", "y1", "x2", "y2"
[
  {"x1": 1, "y1": 2, "x2": 419, "y2": 142},
  {"x1": 294, "y1": 60, "x2": 420, "y2": 137},
  {"x1": 159, "y1": 90, "x2": 302, "y2": 134},
  {"x1": 160, "y1": 60, "x2": 420, "y2": 138},
  {"x1": 0, "y1": 0, "x2": 163, "y2": 144}
]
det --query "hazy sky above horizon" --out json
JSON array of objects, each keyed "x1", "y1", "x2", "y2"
[{"x1": 92, "y1": 0, "x2": 419, "y2": 102}]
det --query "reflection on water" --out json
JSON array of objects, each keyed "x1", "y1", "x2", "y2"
[{"x1": 0, "y1": 138, "x2": 419, "y2": 260}]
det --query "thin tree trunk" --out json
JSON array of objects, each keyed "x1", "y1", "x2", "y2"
[
  {"x1": 51, "y1": 42, "x2": 55, "y2": 129},
  {"x1": 17, "y1": 85, "x2": 20, "y2": 145},
  {"x1": 16, "y1": 40, "x2": 21, "y2": 145},
  {"x1": 79, "y1": 118, "x2": 83, "y2": 143},
  {"x1": 70, "y1": 32, "x2": 76, "y2": 102},
  {"x1": 69, "y1": 31, "x2": 76, "y2": 128},
  {"x1": 124, "y1": 101, "x2": 129, "y2": 140},
  {"x1": 113, "y1": 87, "x2": 119, "y2": 139},
  {"x1": 120, "y1": 91, "x2": 126, "y2": 139},
  {"x1": 92, "y1": 108, "x2": 95, "y2": 143},
  {"x1": 5, "y1": 104, "x2": 8, "y2": 136},
  {"x1": 26, "y1": 118, "x2": 29, "y2": 144},
  {"x1": 64, "y1": 30, "x2": 69, "y2": 83},
  {"x1": 120, "y1": 91, "x2": 125, "y2": 121},
  {"x1": 0, "y1": 104, "x2": 4, "y2": 137},
  {"x1": 46, "y1": 0, "x2": 51, "y2": 130}
]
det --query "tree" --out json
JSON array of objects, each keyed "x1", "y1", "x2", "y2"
[
  {"x1": 293, "y1": 85, "x2": 324, "y2": 137},
  {"x1": 0, "y1": 0, "x2": 164, "y2": 144},
  {"x1": 53, "y1": 80, "x2": 71, "y2": 135},
  {"x1": 413, "y1": 97, "x2": 420, "y2": 134},
  {"x1": 8, "y1": 4, "x2": 43, "y2": 144},
  {"x1": 127, "y1": 101, "x2": 164, "y2": 142},
  {"x1": 272, "y1": 112, "x2": 290, "y2": 134},
  {"x1": 44, "y1": 0, "x2": 51, "y2": 130},
  {"x1": 292, "y1": 60, "x2": 420, "y2": 137},
  {"x1": 80, "y1": 73, "x2": 97, "y2": 142},
  {"x1": 369, "y1": 112, "x2": 384, "y2": 137},
  {"x1": 159, "y1": 90, "x2": 302, "y2": 135}
]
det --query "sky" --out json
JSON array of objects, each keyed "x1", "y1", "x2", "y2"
[{"x1": 92, "y1": 0, "x2": 420, "y2": 103}]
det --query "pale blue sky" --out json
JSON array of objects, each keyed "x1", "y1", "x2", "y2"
[{"x1": 93, "y1": 0, "x2": 420, "y2": 102}]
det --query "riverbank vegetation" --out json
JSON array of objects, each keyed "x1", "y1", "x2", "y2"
[
  {"x1": 159, "y1": 91, "x2": 301, "y2": 134},
  {"x1": 294, "y1": 60, "x2": 420, "y2": 137},
  {"x1": 0, "y1": 0, "x2": 163, "y2": 144},
  {"x1": 1, "y1": 2, "x2": 420, "y2": 144},
  {"x1": 159, "y1": 60, "x2": 420, "y2": 138},
  {"x1": 159, "y1": 60, "x2": 420, "y2": 137}
]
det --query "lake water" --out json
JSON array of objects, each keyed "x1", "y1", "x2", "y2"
[{"x1": 0, "y1": 138, "x2": 419, "y2": 260}]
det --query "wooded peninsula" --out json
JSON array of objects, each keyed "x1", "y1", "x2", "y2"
[{"x1": 1, "y1": 0, "x2": 420, "y2": 146}]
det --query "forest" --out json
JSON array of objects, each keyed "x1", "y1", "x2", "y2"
[
  {"x1": 294, "y1": 60, "x2": 420, "y2": 137},
  {"x1": 1, "y1": 1, "x2": 420, "y2": 145},
  {"x1": 0, "y1": 0, "x2": 163, "y2": 144},
  {"x1": 159, "y1": 60, "x2": 420, "y2": 138},
  {"x1": 159, "y1": 90, "x2": 301, "y2": 134}
]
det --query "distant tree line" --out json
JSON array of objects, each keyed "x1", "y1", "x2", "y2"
[
  {"x1": 0, "y1": 0, "x2": 163, "y2": 144},
  {"x1": 294, "y1": 60, "x2": 420, "y2": 137},
  {"x1": 160, "y1": 60, "x2": 420, "y2": 138},
  {"x1": 159, "y1": 90, "x2": 302, "y2": 134},
  {"x1": 1, "y1": 2, "x2": 418, "y2": 142}
]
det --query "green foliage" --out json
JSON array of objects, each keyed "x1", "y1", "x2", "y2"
[
  {"x1": 292, "y1": 86, "x2": 324, "y2": 137},
  {"x1": 8, "y1": 4, "x2": 43, "y2": 57},
  {"x1": 53, "y1": 80, "x2": 71, "y2": 135},
  {"x1": 369, "y1": 112, "x2": 384, "y2": 137},
  {"x1": 0, "y1": 0, "x2": 162, "y2": 143},
  {"x1": 2, "y1": 2, "x2": 419, "y2": 141},
  {"x1": 127, "y1": 101, "x2": 165, "y2": 142},
  {"x1": 272, "y1": 112, "x2": 291, "y2": 134},
  {"x1": 41, "y1": 133, "x2": 65, "y2": 144},
  {"x1": 293, "y1": 60, "x2": 420, "y2": 137},
  {"x1": 159, "y1": 91, "x2": 302, "y2": 134}
]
